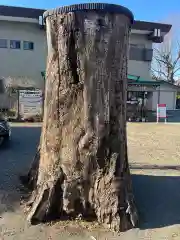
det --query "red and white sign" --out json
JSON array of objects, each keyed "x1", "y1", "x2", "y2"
[{"x1": 157, "y1": 104, "x2": 167, "y2": 122}]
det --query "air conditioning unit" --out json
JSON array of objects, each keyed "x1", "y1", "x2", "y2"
[
  {"x1": 153, "y1": 29, "x2": 161, "y2": 37},
  {"x1": 39, "y1": 16, "x2": 45, "y2": 29},
  {"x1": 148, "y1": 29, "x2": 163, "y2": 43}
]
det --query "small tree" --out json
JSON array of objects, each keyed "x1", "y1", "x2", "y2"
[
  {"x1": 2, "y1": 77, "x2": 38, "y2": 118},
  {"x1": 4, "y1": 76, "x2": 37, "y2": 91},
  {"x1": 152, "y1": 24, "x2": 180, "y2": 83}
]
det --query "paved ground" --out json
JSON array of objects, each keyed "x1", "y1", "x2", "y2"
[{"x1": 1, "y1": 123, "x2": 180, "y2": 239}]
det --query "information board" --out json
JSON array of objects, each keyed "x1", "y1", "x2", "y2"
[
  {"x1": 19, "y1": 90, "x2": 43, "y2": 118},
  {"x1": 157, "y1": 103, "x2": 167, "y2": 123}
]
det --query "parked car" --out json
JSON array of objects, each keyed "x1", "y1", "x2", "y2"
[{"x1": 0, "y1": 115, "x2": 11, "y2": 146}]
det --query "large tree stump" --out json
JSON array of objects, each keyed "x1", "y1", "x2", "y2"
[{"x1": 26, "y1": 3, "x2": 138, "y2": 231}]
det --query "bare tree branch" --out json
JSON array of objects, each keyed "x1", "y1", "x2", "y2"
[
  {"x1": 152, "y1": 24, "x2": 180, "y2": 84},
  {"x1": 152, "y1": 67, "x2": 168, "y2": 79}
]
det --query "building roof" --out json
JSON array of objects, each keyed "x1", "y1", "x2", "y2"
[
  {"x1": 133, "y1": 20, "x2": 171, "y2": 33},
  {"x1": 0, "y1": 5, "x2": 44, "y2": 19},
  {"x1": 0, "y1": 5, "x2": 172, "y2": 33},
  {"x1": 128, "y1": 75, "x2": 180, "y2": 88},
  {"x1": 128, "y1": 75, "x2": 162, "y2": 86}
]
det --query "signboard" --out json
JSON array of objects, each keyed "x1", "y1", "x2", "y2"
[
  {"x1": 19, "y1": 90, "x2": 43, "y2": 118},
  {"x1": 157, "y1": 103, "x2": 167, "y2": 123}
]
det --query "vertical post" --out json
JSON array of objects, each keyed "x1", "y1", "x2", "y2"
[
  {"x1": 156, "y1": 86, "x2": 160, "y2": 123},
  {"x1": 157, "y1": 85, "x2": 160, "y2": 104},
  {"x1": 174, "y1": 91, "x2": 177, "y2": 110},
  {"x1": 17, "y1": 89, "x2": 20, "y2": 120},
  {"x1": 41, "y1": 71, "x2": 45, "y2": 120},
  {"x1": 156, "y1": 103, "x2": 159, "y2": 123},
  {"x1": 42, "y1": 80, "x2": 45, "y2": 119}
]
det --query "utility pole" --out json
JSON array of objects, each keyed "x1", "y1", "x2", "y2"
[{"x1": 41, "y1": 71, "x2": 45, "y2": 119}]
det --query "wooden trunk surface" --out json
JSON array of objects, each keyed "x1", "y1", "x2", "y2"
[{"x1": 27, "y1": 11, "x2": 138, "y2": 231}]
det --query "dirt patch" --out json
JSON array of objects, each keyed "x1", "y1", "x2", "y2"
[{"x1": 1, "y1": 123, "x2": 180, "y2": 239}]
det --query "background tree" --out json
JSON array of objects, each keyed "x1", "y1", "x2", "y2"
[
  {"x1": 151, "y1": 20, "x2": 180, "y2": 83},
  {"x1": 5, "y1": 76, "x2": 36, "y2": 90}
]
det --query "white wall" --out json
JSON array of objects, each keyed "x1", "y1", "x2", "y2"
[
  {"x1": 128, "y1": 61, "x2": 152, "y2": 80},
  {"x1": 0, "y1": 21, "x2": 153, "y2": 89},
  {"x1": 0, "y1": 21, "x2": 47, "y2": 88},
  {"x1": 152, "y1": 84, "x2": 177, "y2": 110},
  {"x1": 128, "y1": 33, "x2": 153, "y2": 80},
  {"x1": 130, "y1": 33, "x2": 152, "y2": 48},
  {"x1": 146, "y1": 93, "x2": 153, "y2": 110}
]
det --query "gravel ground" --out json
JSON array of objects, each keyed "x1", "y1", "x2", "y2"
[{"x1": 1, "y1": 123, "x2": 180, "y2": 239}]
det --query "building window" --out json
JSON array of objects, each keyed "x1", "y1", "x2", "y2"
[
  {"x1": 129, "y1": 47, "x2": 144, "y2": 61},
  {"x1": 0, "y1": 39, "x2": 8, "y2": 48},
  {"x1": 130, "y1": 44, "x2": 145, "y2": 49},
  {"x1": 10, "y1": 40, "x2": 21, "y2": 49},
  {"x1": 23, "y1": 41, "x2": 34, "y2": 50},
  {"x1": 129, "y1": 44, "x2": 153, "y2": 62}
]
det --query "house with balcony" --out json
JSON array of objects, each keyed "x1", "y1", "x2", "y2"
[{"x1": 0, "y1": 5, "x2": 178, "y2": 113}]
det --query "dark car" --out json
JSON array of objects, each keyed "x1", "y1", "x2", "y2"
[{"x1": 0, "y1": 116, "x2": 11, "y2": 146}]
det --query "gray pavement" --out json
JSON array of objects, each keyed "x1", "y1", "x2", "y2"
[{"x1": 0, "y1": 125, "x2": 40, "y2": 215}]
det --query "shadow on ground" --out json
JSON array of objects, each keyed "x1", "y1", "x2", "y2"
[
  {"x1": 0, "y1": 126, "x2": 41, "y2": 215},
  {"x1": 131, "y1": 163, "x2": 180, "y2": 171},
  {"x1": 132, "y1": 174, "x2": 180, "y2": 230},
  {"x1": 1, "y1": 126, "x2": 180, "y2": 231}
]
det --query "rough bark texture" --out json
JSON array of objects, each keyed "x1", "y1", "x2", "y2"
[{"x1": 26, "y1": 10, "x2": 138, "y2": 232}]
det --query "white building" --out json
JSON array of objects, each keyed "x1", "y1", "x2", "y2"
[{"x1": 0, "y1": 5, "x2": 177, "y2": 111}]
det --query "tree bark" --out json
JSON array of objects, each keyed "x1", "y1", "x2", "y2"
[{"x1": 25, "y1": 4, "x2": 138, "y2": 231}]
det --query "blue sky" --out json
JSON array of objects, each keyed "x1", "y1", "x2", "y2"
[{"x1": 0, "y1": 0, "x2": 179, "y2": 23}]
